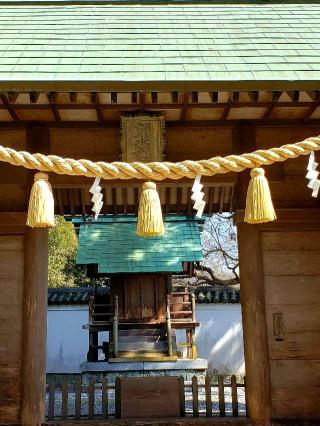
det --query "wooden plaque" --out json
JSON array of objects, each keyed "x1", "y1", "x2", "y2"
[
  {"x1": 115, "y1": 376, "x2": 183, "y2": 418},
  {"x1": 120, "y1": 115, "x2": 165, "y2": 162}
]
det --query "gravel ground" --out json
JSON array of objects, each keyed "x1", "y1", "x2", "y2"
[{"x1": 46, "y1": 387, "x2": 246, "y2": 419}]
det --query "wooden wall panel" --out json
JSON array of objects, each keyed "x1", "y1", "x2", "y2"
[
  {"x1": 0, "y1": 235, "x2": 24, "y2": 422},
  {"x1": 262, "y1": 228, "x2": 320, "y2": 419}
]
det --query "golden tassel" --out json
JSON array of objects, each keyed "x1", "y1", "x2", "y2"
[
  {"x1": 136, "y1": 181, "x2": 164, "y2": 236},
  {"x1": 244, "y1": 168, "x2": 276, "y2": 224},
  {"x1": 26, "y1": 172, "x2": 55, "y2": 228}
]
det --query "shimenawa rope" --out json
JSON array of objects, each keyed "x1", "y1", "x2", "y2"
[{"x1": 0, "y1": 135, "x2": 319, "y2": 180}]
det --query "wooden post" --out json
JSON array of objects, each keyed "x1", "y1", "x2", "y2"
[
  {"x1": 166, "y1": 294, "x2": 173, "y2": 356},
  {"x1": 113, "y1": 294, "x2": 119, "y2": 358},
  {"x1": 237, "y1": 222, "x2": 271, "y2": 425},
  {"x1": 21, "y1": 125, "x2": 50, "y2": 426},
  {"x1": 21, "y1": 227, "x2": 49, "y2": 426}
]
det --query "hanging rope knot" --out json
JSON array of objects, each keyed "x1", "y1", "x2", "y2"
[
  {"x1": 250, "y1": 168, "x2": 265, "y2": 178},
  {"x1": 143, "y1": 181, "x2": 156, "y2": 190},
  {"x1": 34, "y1": 172, "x2": 49, "y2": 182}
]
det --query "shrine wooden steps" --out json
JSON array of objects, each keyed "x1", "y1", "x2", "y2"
[{"x1": 109, "y1": 327, "x2": 177, "y2": 360}]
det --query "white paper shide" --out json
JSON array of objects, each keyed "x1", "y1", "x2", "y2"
[
  {"x1": 306, "y1": 151, "x2": 320, "y2": 198},
  {"x1": 191, "y1": 175, "x2": 206, "y2": 218},
  {"x1": 90, "y1": 177, "x2": 104, "y2": 220}
]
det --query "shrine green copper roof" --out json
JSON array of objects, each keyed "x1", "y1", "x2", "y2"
[
  {"x1": 0, "y1": 1, "x2": 320, "y2": 91},
  {"x1": 76, "y1": 215, "x2": 203, "y2": 274}
]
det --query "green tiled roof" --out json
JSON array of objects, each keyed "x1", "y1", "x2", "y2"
[
  {"x1": 0, "y1": 1, "x2": 320, "y2": 90},
  {"x1": 76, "y1": 215, "x2": 203, "y2": 273}
]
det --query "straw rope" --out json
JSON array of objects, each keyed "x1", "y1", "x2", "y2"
[{"x1": 0, "y1": 135, "x2": 319, "y2": 180}]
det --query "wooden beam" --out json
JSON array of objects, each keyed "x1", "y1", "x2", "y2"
[
  {"x1": 21, "y1": 125, "x2": 50, "y2": 426},
  {"x1": 263, "y1": 91, "x2": 282, "y2": 120},
  {"x1": 91, "y1": 92, "x2": 104, "y2": 123},
  {"x1": 29, "y1": 92, "x2": 40, "y2": 104},
  {"x1": 69, "y1": 92, "x2": 77, "y2": 104},
  {"x1": 47, "y1": 92, "x2": 61, "y2": 121},
  {"x1": 237, "y1": 222, "x2": 271, "y2": 425},
  {"x1": 151, "y1": 92, "x2": 158, "y2": 104},
  {"x1": 303, "y1": 91, "x2": 320, "y2": 122},
  {"x1": 286, "y1": 90, "x2": 300, "y2": 102},
  {"x1": 7, "y1": 92, "x2": 19, "y2": 104},
  {"x1": 181, "y1": 93, "x2": 190, "y2": 120},
  {"x1": 221, "y1": 98, "x2": 233, "y2": 120},
  {"x1": 139, "y1": 92, "x2": 145, "y2": 112},
  {"x1": 0, "y1": 94, "x2": 19, "y2": 121},
  {"x1": 248, "y1": 91, "x2": 259, "y2": 102}
]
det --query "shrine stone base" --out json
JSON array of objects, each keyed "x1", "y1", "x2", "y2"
[{"x1": 80, "y1": 358, "x2": 208, "y2": 384}]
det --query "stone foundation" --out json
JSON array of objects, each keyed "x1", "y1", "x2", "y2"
[{"x1": 80, "y1": 358, "x2": 208, "y2": 384}]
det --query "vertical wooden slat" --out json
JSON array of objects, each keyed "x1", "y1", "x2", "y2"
[
  {"x1": 61, "y1": 376, "x2": 68, "y2": 420},
  {"x1": 187, "y1": 187, "x2": 192, "y2": 214},
  {"x1": 192, "y1": 375, "x2": 199, "y2": 417},
  {"x1": 231, "y1": 375, "x2": 239, "y2": 416},
  {"x1": 165, "y1": 187, "x2": 171, "y2": 213},
  {"x1": 115, "y1": 377, "x2": 121, "y2": 419},
  {"x1": 103, "y1": 187, "x2": 108, "y2": 214},
  {"x1": 102, "y1": 377, "x2": 109, "y2": 419},
  {"x1": 122, "y1": 187, "x2": 128, "y2": 214},
  {"x1": 176, "y1": 187, "x2": 182, "y2": 213},
  {"x1": 244, "y1": 376, "x2": 248, "y2": 417},
  {"x1": 80, "y1": 189, "x2": 86, "y2": 217},
  {"x1": 179, "y1": 376, "x2": 185, "y2": 417},
  {"x1": 74, "y1": 376, "x2": 82, "y2": 420},
  {"x1": 57, "y1": 188, "x2": 64, "y2": 215},
  {"x1": 134, "y1": 187, "x2": 139, "y2": 214},
  {"x1": 218, "y1": 375, "x2": 225, "y2": 417},
  {"x1": 205, "y1": 374, "x2": 212, "y2": 417},
  {"x1": 68, "y1": 189, "x2": 75, "y2": 215},
  {"x1": 112, "y1": 188, "x2": 117, "y2": 215},
  {"x1": 48, "y1": 376, "x2": 56, "y2": 421},
  {"x1": 88, "y1": 377, "x2": 95, "y2": 419}
]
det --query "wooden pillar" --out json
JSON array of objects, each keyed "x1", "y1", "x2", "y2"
[
  {"x1": 21, "y1": 125, "x2": 50, "y2": 426},
  {"x1": 237, "y1": 222, "x2": 271, "y2": 426},
  {"x1": 21, "y1": 228, "x2": 48, "y2": 426}
]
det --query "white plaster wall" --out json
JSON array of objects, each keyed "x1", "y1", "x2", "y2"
[
  {"x1": 195, "y1": 304, "x2": 245, "y2": 375},
  {"x1": 47, "y1": 304, "x2": 245, "y2": 375},
  {"x1": 46, "y1": 305, "x2": 107, "y2": 373}
]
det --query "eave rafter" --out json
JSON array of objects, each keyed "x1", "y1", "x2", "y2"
[{"x1": 0, "y1": 90, "x2": 318, "y2": 124}]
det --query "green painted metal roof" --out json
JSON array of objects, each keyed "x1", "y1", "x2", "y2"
[
  {"x1": 0, "y1": 1, "x2": 320, "y2": 90},
  {"x1": 76, "y1": 215, "x2": 203, "y2": 273}
]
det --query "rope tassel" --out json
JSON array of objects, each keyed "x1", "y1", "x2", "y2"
[
  {"x1": 26, "y1": 172, "x2": 55, "y2": 228},
  {"x1": 136, "y1": 182, "x2": 164, "y2": 237},
  {"x1": 244, "y1": 168, "x2": 276, "y2": 224}
]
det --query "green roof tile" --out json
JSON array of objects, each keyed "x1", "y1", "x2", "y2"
[
  {"x1": 76, "y1": 215, "x2": 203, "y2": 274},
  {"x1": 0, "y1": 2, "x2": 319, "y2": 86}
]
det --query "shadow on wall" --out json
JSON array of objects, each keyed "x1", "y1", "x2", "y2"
[{"x1": 194, "y1": 305, "x2": 245, "y2": 375}]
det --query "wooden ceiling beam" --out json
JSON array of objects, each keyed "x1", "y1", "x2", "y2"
[
  {"x1": 151, "y1": 92, "x2": 158, "y2": 103},
  {"x1": 181, "y1": 93, "x2": 190, "y2": 120},
  {"x1": 47, "y1": 92, "x2": 61, "y2": 121},
  {"x1": 263, "y1": 91, "x2": 282, "y2": 120},
  {"x1": 171, "y1": 91, "x2": 179, "y2": 103},
  {"x1": 0, "y1": 94, "x2": 20, "y2": 121},
  {"x1": 210, "y1": 91, "x2": 219, "y2": 103},
  {"x1": 286, "y1": 90, "x2": 300, "y2": 102},
  {"x1": 248, "y1": 91, "x2": 259, "y2": 102},
  {"x1": 303, "y1": 91, "x2": 320, "y2": 122},
  {"x1": 91, "y1": 92, "x2": 104, "y2": 124},
  {"x1": 69, "y1": 92, "x2": 78, "y2": 104},
  {"x1": 139, "y1": 92, "x2": 145, "y2": 112},
  {"x1": 7, "y1": 92, "x2": 19, "y2": 104},
  {"x1": 29, "y1": 92, "x2": 40, "y2": 104}
]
